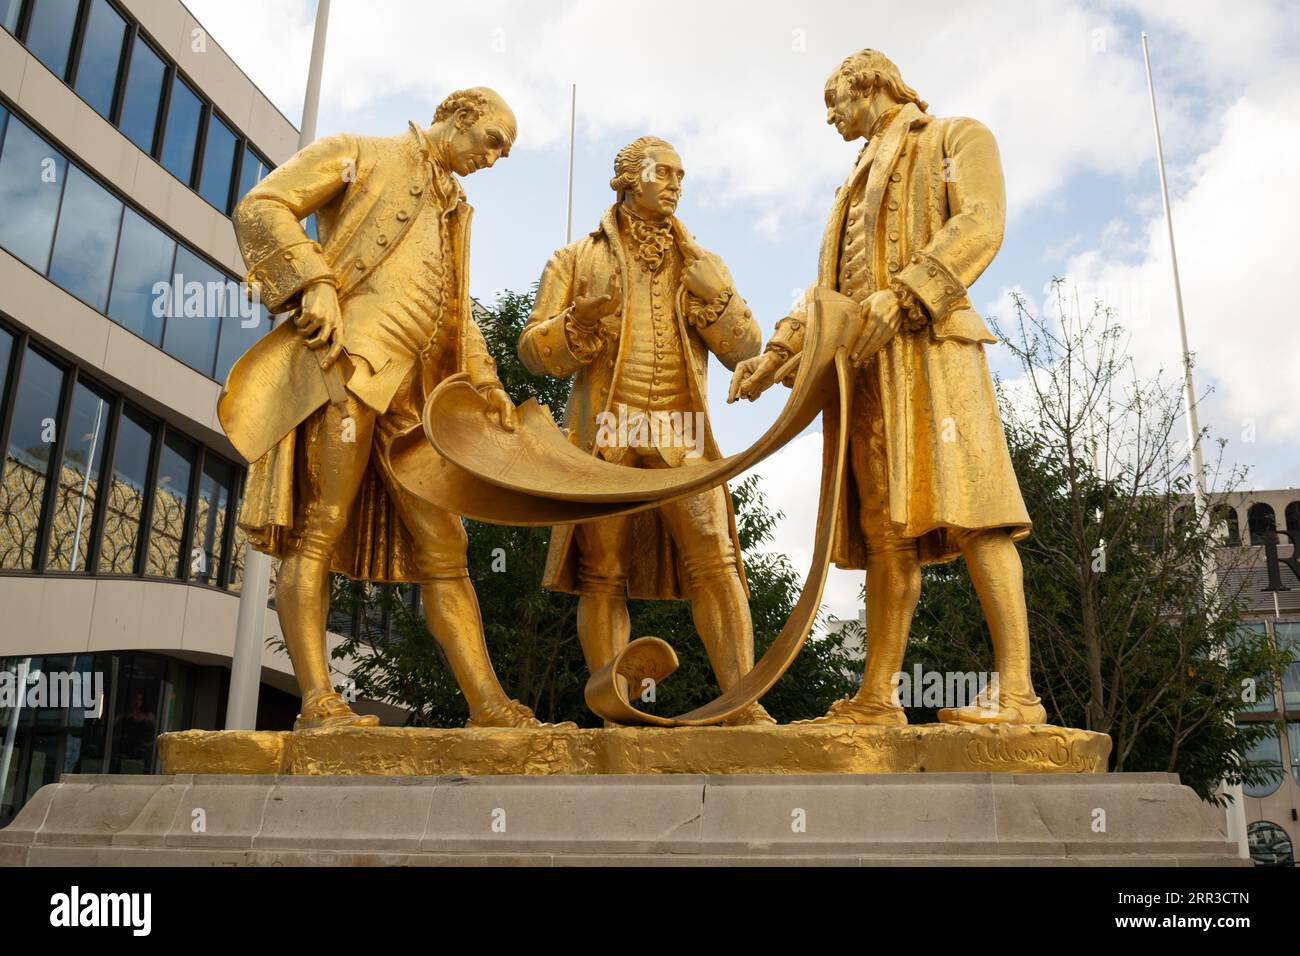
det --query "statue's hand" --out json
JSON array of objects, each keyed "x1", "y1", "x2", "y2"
[
  {"x1": 850, "y1": 290, "x2": 902, "y2": 368},
  {"x1": 482, "y1": 387, "x2": 517, "y2": 432},
  {"x1": 728, "y1": 351, "x2": 785, "y2": 403},
  {"x1": 571, "y1": 275, "x2": 619, "y2": 330},
  {"x1": 297, "y1": 280, "x2": 344, "y2": 370}
]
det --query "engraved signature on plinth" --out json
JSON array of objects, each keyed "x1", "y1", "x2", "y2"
[{"x1": 963, "y1": 732, "x2": 1100, "y2": 772}]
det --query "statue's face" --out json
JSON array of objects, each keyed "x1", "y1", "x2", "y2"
[
  {"x1": 447, "y1": 108, "x2": 515, "y2": 176},
  {"x1": 825, "y1": 74, "x2": 873, "y2": 141},
  {"x1": 625, "y1": 147, "x2": 685, "y2": 220}
]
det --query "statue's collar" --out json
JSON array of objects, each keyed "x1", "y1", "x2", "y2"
[{"x1": 408, "y1": 121, "x2": 461, "y2": 204}]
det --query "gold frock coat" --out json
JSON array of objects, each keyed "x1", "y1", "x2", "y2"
[
  {"x1": 228, "y1": 124, "x2": 501, "y2": 582},
  {"x1": 518, "y1": 206, "x2": 762, "y2": 599},
  {"x1": 767, "y1": 103, "x2": 1031, "y2": 569}
]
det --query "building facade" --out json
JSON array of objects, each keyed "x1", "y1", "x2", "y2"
[
  {"x1": 0, "y1": 0, "x2": 396, "y2": 827},
  {"x1": 1206, "y1": 488, "x2": 1300, "y2": 866}
]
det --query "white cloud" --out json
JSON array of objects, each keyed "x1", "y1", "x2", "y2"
[
  {"x1": 743, "y1": 432, "x2": 864, "y2": 621},
  {"x1": 182, "y1": 0, "x2": 1223, "y2": 230},
  {"x1": 1060, "y1": 85, "x2": 1300, "y2": 477}
]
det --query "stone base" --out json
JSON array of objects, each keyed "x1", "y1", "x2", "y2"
[
  {"x1": 0, "y1": 773, "x2": 1244, "y2": 866},
  {"x1": 156, "y1": 723, "x2": 1111, "y2": 776}
]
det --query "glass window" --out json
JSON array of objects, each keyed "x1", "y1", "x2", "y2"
[
  {"x1": 1284, "y1": 721, "x2": 1300, "y2": 787},
  {"x1": 197, "y1": 112, "x2": 236, "y2": 211},
  {"x1": 106, "y1": 208, "x2": 174, "y2": 346},
  {"x1": 214, "y1": 299, "x2": 269, "y2": 383},
  {"x1": 162, "y1": 246, "x2": 227, "y2": 375},
  {"x1": 1247, "y1": 821, "x2": 1295, "y2": 868},
  {"x1": 23, "y1": 0, "x2": 79, "y2": 79},
  {"x1": 72, "y1": 0, "x2": 127, "y2": 120},
  {"x1": 98, "y1": 405, "x2": 151, "y2": 574},
  {"x1": 236, "y1": 146, "x2": 264, "y2": 205},
  {"x1": 146, "y1": 430, "x2": 193, "y2": 577},
  {"x1": 1212, "y1": 504, "x2": 1239, "y2": 547},
  {"x1": 1285, "y1": 501, "x2": 1300, "y2": 540},
  {"x1": 190, "y1": 454, "x2": 231, "y2": 584},
  {"x1": 1240, "y1": 726, "x2": 1284, "y2": 798},
  {"x1": 159, "y1": 75, "x2": 201, "y2": 184},
  {"x1": 1248, "y1": 502, "x2": 1277, "y2": 546},
  {"x1": 0, "y1": 327, "x2": 12, "y2": 404},
  {"x1": 2, "y1": 0, "x2": 23, "y2": 33},
  {"x1": 47, "y1": 165, "x2": 123, "y2": 311},
  {"x1": 1276, "y1": 622, "x2": 1300, "y2": 711},
  {"x1": 44, "y1": 379, "x2": 110, "y2": 571},
  {"x1": 1232, "y1": 621, "x2": 1275, "y2": 713},
  {"x1": 0, "y1": 118, "x2": 67, "y2": 273},
  {"x1": 117, "y1": 34, "x2": 165, "y2": 155},
  {"x1": 0, "y1": 349, "x2": 65, "y2": 569}
]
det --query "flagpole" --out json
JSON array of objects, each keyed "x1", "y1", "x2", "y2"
[
  {"x1": 565, "y1": 83, "x2": 576, "y2": 244},
  {"x1": 1141, "y1": 31, "x2": 1248, "y2": 860},
  {"x1": 226, "y1": 0, "x2": 332, "y2": 731}
]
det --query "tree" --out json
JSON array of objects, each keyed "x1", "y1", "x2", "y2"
[
  {"x1": 329, "y1": 289, "x2": 860, "y2": 726},
  {"x1": 898, "y1": 280, "x2": 1288, "y2": 799}
]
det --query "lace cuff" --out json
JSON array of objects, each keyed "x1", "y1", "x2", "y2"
[
  {"x1": 888, "y1": 279, "x2": 929, "y2": 332},
  {"x1": 686, "y1": 288, "x2": 733, "y2": 329}
]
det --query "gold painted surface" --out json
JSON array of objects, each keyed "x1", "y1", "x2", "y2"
[
  {"x1": 159, "y1": 724, "x2": 1110, "y2": 776},
  {"x1": 729, "y1": 50, "x2": 1048, "y2": 728}
]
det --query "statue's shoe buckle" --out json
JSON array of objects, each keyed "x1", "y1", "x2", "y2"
[
  {"x1": 467, "y1": 698, "x2": 577, "y2": 730},
  {"x1": 794, "y1": 696, "x2": 908, "y2": 727},
  {"x1": 937, "y1": 692, "x2": 1047, "y2": 726},
  {"x1": 294, "y1": 689, "x2": 381, "y2": 731}
]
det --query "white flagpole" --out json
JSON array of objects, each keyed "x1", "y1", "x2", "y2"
[
  {"x1": 565, "y1": 83, "x2": 576, "y2": 244},
  {"x1": 226, "y1": 0, "x2": 332, "y2": 731},
  {"x1": 1141, "y1": 31, "x2": 1248, "y2": 860}
]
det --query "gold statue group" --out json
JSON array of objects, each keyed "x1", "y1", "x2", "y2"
[{"x1": 222, "y1": 49, "x2": 1048, "y2": 733}]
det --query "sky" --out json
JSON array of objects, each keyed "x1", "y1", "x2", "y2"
[{"x1": 187, "y1": 0, "x2": 1300, "y2": 619}]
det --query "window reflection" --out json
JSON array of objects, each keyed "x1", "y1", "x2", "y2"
[
  {"x1": 98, "y1": 406, "x2": 152, "y2": 575},
  {"x1": 236, "y1": 146, "x2": 265, "y2": 204},
  {"x1": 147, "y1": 430, "x2": 193, "y2": 578},
  {"x1": 159, "y1": 75, "x2": 201, "y2": 184},
  {"x1": 162, "y1": 246, "x2": 227, "y2": 375},
  {"x1": 198, "y1": 112, "x2": 237, "y2": 212},
  {"x1": 190, "y1": 455, "x2": 231, "y2": 584},
  {"x1": 1, "y1": 0, "x2": 23, "y2": 32},
  {"x1": 1276, "y1": 622, "x2": 1300, "y2": 711},
  {"x1": 73, "y1": 0, "x2": 128, "y2": 120},
  {"x1": 47, "y1": 166, "x2": 123, "y2": 312},
  {"x1": 1240, "y1": 726, "x2": 1284, "y2": 798},
  {"x1": 0, "y1": 349, "x2": 64, "y2": 569},
  {"x1": 0, "y1": 652, "x2": 197, "y2": 823},
  {"x1": 23, "y1": 0, "x2": 79, "y2": 80},
  {"x1": 1231, "y1": 621, "x2": 1275, "y2": 713},
  {"x1": 0, "y1": 119, "x2": 67, "y2": 273},
  {"x1": 106, "y1": 208, "x2": 175, "y2": 346},
  {"x1": 44, "y1": 380, "x2": 110, "y2": 572},
  {"x1": 117, "y1": 34, "x2": 165, "y2": 155}
]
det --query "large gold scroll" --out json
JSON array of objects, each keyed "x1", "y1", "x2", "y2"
[{"x1": 390, "y1": 287, "x2": 861, "y2": 724}]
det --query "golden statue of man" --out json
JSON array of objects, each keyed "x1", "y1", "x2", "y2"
[
  {"x1": 519, "y1": 137, "x2": 773, "y2": 725},
  {"x1": 229, "y1": 87, "x2": 562, "y2": 730},
  {"x1": 731, "y1": 50, "x2": 1046, "y2": 726}
]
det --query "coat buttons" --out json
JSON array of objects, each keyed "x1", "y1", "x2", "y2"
[
  {"x1": 396, "y1": 210, "x2": 409, "y2": 222},
  {"x1": 410, "y1": 185, "x2": 422, "y2": 195},
  {"x1": 377, "y1": 235, "x2": 388, "y2": 246}
]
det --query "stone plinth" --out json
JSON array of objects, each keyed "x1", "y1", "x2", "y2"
[{"x1": 0, "y1": 772, "x2": 1244, "y2": 866}]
